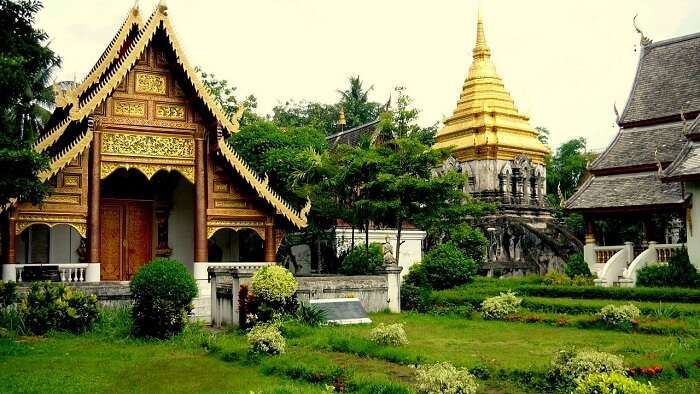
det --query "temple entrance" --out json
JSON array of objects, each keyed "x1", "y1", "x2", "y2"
[{"x1": 100, "y1": 199, "x2": 153, "y2": 281}]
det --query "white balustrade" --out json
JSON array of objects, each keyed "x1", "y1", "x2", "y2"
[
  {"x1": 623, "y1": 242, "x2": 684, "y2": 285},
  {"x1": 15, "y1": 264, "x2": 88, "y2": 283}
]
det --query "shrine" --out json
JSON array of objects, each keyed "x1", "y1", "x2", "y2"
[{"x1": 0, "y1": 2, "x2": 310, "y2": 283}]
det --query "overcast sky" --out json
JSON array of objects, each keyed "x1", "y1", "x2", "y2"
[{"x1": 38, "y1": 0, "x2": 700, "y2": 151}]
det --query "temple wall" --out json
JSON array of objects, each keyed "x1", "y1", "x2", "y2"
[
  {"x1": 169, "y1": 177, "x2": 194, "y2": 272},
  {"x1": 688, "y1": 181, "x2": 700, "y2": 268},
  {"x1": 335, "y1": 228, "x2": 425, "y2": 278}
]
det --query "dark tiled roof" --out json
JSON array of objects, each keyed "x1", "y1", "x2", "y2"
[
  {"x1": 662, "y1": 141, "x2": 700, "y2": 180},
  {"x1": 619, "y1": 32, "x2": 700, "y2": 125},
  {"x1": 564, "y1": 172, "x2": 685, "y2": 211},
  {"x1": 326, "y1": 120, "x2": 379, "y2": 148},
  {"x1": 590, "y1": 122, "x2": 687, "y2": 171}
]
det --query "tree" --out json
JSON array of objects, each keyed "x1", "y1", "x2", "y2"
[
  {"x1": 272, "y1": 99, "x2": 338, "y2": 133},
  {"x1": 546, "y1": 137, "x2": 594, "y2": 205},
  {"x1": 535, "y1": 126, "x2": 550, "y2": 145},
  {"x1": 0, "y1": 0, "x2": 58, "y2": 206},
  {"x1": 337, "y1": 75, "x2": 382, "y2": 129},
  {"x1": 197, "y1": 68, "x2": 261, "y2": 127}
]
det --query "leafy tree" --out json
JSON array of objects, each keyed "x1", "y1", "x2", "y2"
[
  {"x1": 535, "y1": 126, "x2": 550, "y2": 145},
  {"x1": 272, "y1": 99, "x2": 338, "y2": 133},
  {"x1": 546, "y1": 137, "x2": 594, "y2": 205},
  {"x1": 337, "y1": 75, "x2": 382, "y2": 129},
  {"x1": 197, "y1": 68, "x2": 261, "y2": 127},
  {"x1": 0, "y1": 0, "x2": 57, "y2": 206}
]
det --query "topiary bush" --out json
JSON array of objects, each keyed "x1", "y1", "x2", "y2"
[
  {"x1": 369, "y1": 323, "x2": 408, "y2": 346},
  {"x1": 414, "y1": 242, "x2": 476, "y2": 290},
  {"x1": 480, "y1": 290, "x2": 522, "y2": 320},
  {"x1": 20, "y1": 282, "x2": 98, "y2": 335},
  {"x1": 414, "y1": 362, "x2": 478, "y2": 394},
  {"x1": 565, "y1": 253, "x2": 592, "y2": 278},
  {"x1": 597, "y1": 304, "x2": 640, "y2": 328},
  {"x1": 339, "y1": 243, "x2": 384, "y2": 275},
  {"x1": 247, "y1": 323, "x2": 286, "y2": 355},
  {"x1": 574, "y1": 372, "x2": 657, "y2": 394},
  {"x1": 251, "y1": 265, "x2": 298, "y2": 304},
  {"x1": 130, "y1": 258, "x2": 198, "y2": 339},
  {"x1": 548, "y1": 348, "x2": 625, "y2": 389}
]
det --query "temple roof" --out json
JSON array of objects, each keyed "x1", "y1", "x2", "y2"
[
  {"x1": 326, "y1": 120, "x2": 379, "y2": 148},
  {"x1": 563, "y1": 172, "x2": 686, "y2": 212},
  {"x1": 21, "y1": 2, "x2": 309, "y2": 228},
  {"x1": 619, "y1": 32, "x2": 700, "y2": 126},
  {"x1": 590, "y1": 121, "x2": 687, "y2": 172},
  {"x1": 662, "y1": 115, "x2": 700, "y2": 181},
  {"x1": 433, "y1": 11, "x2": 549, "y2": 164}
]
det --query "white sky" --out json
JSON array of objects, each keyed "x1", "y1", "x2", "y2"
[{"x1": 38, "y1": 0, "x2": 700, "y2": 151}]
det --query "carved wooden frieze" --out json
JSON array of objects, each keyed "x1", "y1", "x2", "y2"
[
  {"x1": 100, "y1": 162, "x2": 195, "y2": 183},
  {"x1": 113, "y1": 100, "x2": 146, "y2": 117},
  {"x1": 213, "y1": 200, "x2": 247, "y2": 208},
  {"x1": 134, "y1": 72, "x2": 166, "y2": 95},
  {"x1": 15, "y1": 214, "x2": 87, "y2": 238},
  {"x1": 101, "y1": 132, "x2": 194, "y2": 158},
  {"x1": 155, "y1": 103, "x2": 185, "y2": 120},
  {"x1": 63, "y1": 175, "x2": 81, "y2": 187},
  {"x1": 44, "y1": 194, "x2": 80, "y2": 205}
]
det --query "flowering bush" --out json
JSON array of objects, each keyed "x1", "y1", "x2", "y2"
[
  {"x1": 549, "y1": 349, "x2": 625, "y2": 387},
  {"x1": 627, "y1": 365, "x2": 663, "y2": 377},
  {"x1": 20, "y1": 282, "x2": 98, "y2": 334},
  {"x1": 247, "y1": 323, "x2": 286, "y2": 355},
  {"x1": 251, "y1": 265, "x2": 298, "y2": 304},
  {"x1": 597, "y1": 304, "x2": 641, "y2": 327},
  {"x1": 544, "y1": 272, "x2": 571, "y2": 286},
  {"x1": 414, "y1": 362, "x2": 478, "y2": 394},
  {"x1": 574, "y1": 372, "x2": 657, "y2": 394},
  {"x1": 480, "y1": 291, "x2": 522, "y2": 320},
  {"x1": 369, "y1": 323, "x2": 409, "y2": 346}
]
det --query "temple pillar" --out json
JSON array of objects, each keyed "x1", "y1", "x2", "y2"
[
  {"x1": 641, "y1": 219, "x2": 651, "y2": 247},
  {"x1": 583, "y1": 218, "x2": 597, "y2": 269},
  {"x1": 263, "y1": 221, "x2": 275, "y2": 263},
  {"x1": 2, "y1": 213, "x2": 17, "y2": 281},
  {"x1": 194, "y1": 138, "x2": 207, "y2": 262},
  {"x1": 86, "y1": 126, "x2": 101, "y2": 282}
]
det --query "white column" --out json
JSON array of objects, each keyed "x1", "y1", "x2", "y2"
[{"x1": 380, "y1": 265, "x2": 403, "y2": 313}]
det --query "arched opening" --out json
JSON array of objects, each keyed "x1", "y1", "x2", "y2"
[
  {"x1": 208, "y1": 228, "x2": 264, "y2": 262},
  {"x1": 16, "y1": 224, "x2": 83, "y2": 264}
]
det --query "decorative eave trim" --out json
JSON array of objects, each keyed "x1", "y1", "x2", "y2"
[
  {"x1": 72, "y1": 5, "x2": 143, "y2": 99},
  {"x1": 33, "y1": 116, "x2": 72, "y2": 153},
  {"x1": 217, "y1": 137, "x2": 309, "y2": 229},
  {"x1": 39, "y1": 130, "x2": 93, "y2": 182}
]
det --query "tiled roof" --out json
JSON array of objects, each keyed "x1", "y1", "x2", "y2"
[
  {"x1": 619, "y1": 32, "x2": 700, "y2": 125},
  {"x1": 564, "y1": 172, "x2": 686, "y2": 211},
  {"x1": 662, "y1": 115, "x2": 700, "y2": 181},
  {"x1": 326, "y1": 120, "x2": 379, "y2": 148},
  {"x1": 590, "y1": 122, "x2": 687, "y2": 171}
]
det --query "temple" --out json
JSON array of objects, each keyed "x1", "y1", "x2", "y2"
[
  {"x1": 0, "y1": 2, "x2": 310, "y2": 284},
  {"x1": 565, "y1": 29, "x2": 699, "y2": 286},
  {"x1": 433, "y1": 12, "x2": 579, "y2": 275}
]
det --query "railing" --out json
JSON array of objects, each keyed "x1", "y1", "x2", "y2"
[
  {"x1": 624, "y1": 242, "x2": 684, "y2": 284},
  {"x1": 594, "y1": 243, "x2": 634, "y2": 287},
  {"x1": 594, "y1": 245, "x2": 625, "y2": 264},
  {"x1": 15, "y1": 264, "x2": 88, "y2": 283}
]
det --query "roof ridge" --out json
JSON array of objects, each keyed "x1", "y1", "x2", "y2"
[
  {"x1": 646, "y1": 30, "x2": 700, "y2": 49},
  {"x1": 326, "y1": 119, "x2": 379, "y2": 139}
]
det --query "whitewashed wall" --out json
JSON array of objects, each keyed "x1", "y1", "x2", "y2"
[
  {"x1": 168, "y1": 177, "x2": 194, "y2": 273},
  {"x1": 335, "y1": 228, "x2": 425, "y2": 278}
]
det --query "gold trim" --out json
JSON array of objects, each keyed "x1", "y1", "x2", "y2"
[
  {"x1": 44, "y1": 194, "x2": 80, "y2": 205},
  {"x1": 214, "y1": 200, "x2": 247, "y2": 208},
  {"x1": 113, "y1": 100, "x2": 146, "y2": 117},
  {"x1": 101, "y1": 131, "x2": 194, "y2": 158},
  {"x1": 100, "y1": 161, "x2": 195, "y2": 183},
  {"x1": 15, "y1": 215, "x2": 87, "y2": 238},
  {"x1": 155, "y1": 103, "x2": 185, "y2": 120},
  {"x1": 63, "y1": 175, "x2": 81, "y2": 187},
  {"x1": 207, "y1": 221, "x2": 266, "y2": 240},
  {"x1": 134, "y1": 72, "x2": 167, "y2": 95},
  {"x1": 39, "y1": 132, "x2": 93, "y2": 182}
]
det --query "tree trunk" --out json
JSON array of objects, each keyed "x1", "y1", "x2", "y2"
[
  {"x1": 365, "y1": 219, "x2": 369, "y2": 255},
  {"x1": 351, "y1": 226, "x2": 355, "y2": 249}
]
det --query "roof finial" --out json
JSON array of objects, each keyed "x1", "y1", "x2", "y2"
[
  {"x1": 338, "y1": 107, "x2": 346, "y2": 130},
  {"x1": 633, "y1": 14, "x2": 652, "y2": 46},
  {"x1": 158, "y1": 0, "x2": 168, "y2": 15},
  {"x1": 473, "y1": 5, "x2": 491, "y2": 60}
]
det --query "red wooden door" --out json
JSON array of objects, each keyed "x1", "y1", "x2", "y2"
[{"x1": 100, "y1": 199, "x2": 153, "y2": 281}]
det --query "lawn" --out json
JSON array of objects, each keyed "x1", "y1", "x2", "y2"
[{"x1": 1, "y1": 310, "x2": 698, "y2": 393}]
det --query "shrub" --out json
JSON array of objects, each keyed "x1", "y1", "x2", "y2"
[
  {"x1": 637, "y1": 247, "x2": 699, "y2": 288},
  {"x1": 548, "y1": 349, "x2": 625, "y2": 387},
  {"x1": 369, "y1": 323, "x2": 408, "y2": 346},
  {"x1": 414, "y1": 362, "x2": 478, "y2": 394},
  {"x1": 544, "y1": 272, "x2": 571, "y2": 286},
  {"x1": 19, "y1": 282, "x2": 98, "y2": 335},
  {"x1": 571, "y1": 275, "x2": 595, "y2": 287},
  {"x1": 251, "y1": 265, "x2": 298, "y2": 304},
  {"x1": 480, "y1": 291, "x2": 522, "y2": 320},
  {"x1": 636, "y1": 265, "x2": 669, "y2": 287},
  {"x1": 403, "y1": 263, "x2": 430, "y2": 288},
  {"x1": 417, "y1": 242, "x2": 477, "y2": 290},
  {"x1": 565, "y1": 253, "x2": 592, "y2": 278},
  {"x1": 574, "y1": 372, "x2": 657, "y2": 394},
  {"x1": 597, "y1": 304, "x2": 640, "y2": 327},
  {"x1": 339, "y1": 243, "x2": 384, "y2": 275},
  {"x1": 130, "y1": 258, "x2": 198, "y2": 339},
  {"x1": 446, "y1": 224, "x2": 488, "y2": 266},
  {"x1": 247, "y1": 323, "x2": 286, "y2": 355},
  {"x1": 295, "y1": 303, "x2": 326, "y2": 327},
  {"x1": 0, "y1": 281, "x2": 18, "y2": 307},
  {"x1": 400, "y1": 282, "x2": 431, "y2": 312}
]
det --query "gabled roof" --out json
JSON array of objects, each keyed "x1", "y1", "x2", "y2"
[
  {"x1": 589, "y1": 121, "x2": 687, "y2": 172},
  {"x1": 662, "y1": 115, "x2": 700, "y2": 181},
  {"x1": 619, "y1": 32, "x2": 700, "y2": 126},
  {"x1": 326, "y1": 120, "x2": 379, "y2": 148},
  {"x1": 22, "y1": 2, "x2": 309, "y2": 228}
]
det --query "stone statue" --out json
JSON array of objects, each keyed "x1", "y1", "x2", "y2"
[{"x1": 383, "y1": 236, "x2": 397, "y2": 265}]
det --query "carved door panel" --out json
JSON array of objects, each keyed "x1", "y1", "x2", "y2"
[
  {"x1": 100, "y1": 199, "x2": 153, "y2": 281},
  {"x1": 124, "y1": 201, "x2": 153, "y2": 280},
  {"x1": 100, "y1": 202, "x2": 123, "y2": 281}
]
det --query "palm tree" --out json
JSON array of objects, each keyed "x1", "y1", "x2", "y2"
[{"x1": 336, "y1": 76, "x2": 381, "y2": 129}]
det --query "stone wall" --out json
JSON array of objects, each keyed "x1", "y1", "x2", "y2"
[
  {"x1": 17, "y1": 282, "x2": 132, "y2": 309},
  {"x1": 296, "y1": 275, "x2": 389, "y2": 313}
]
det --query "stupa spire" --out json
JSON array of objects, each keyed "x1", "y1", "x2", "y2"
[{"x1": 473, "y1": 7, "x2": 491, "y2": 60}]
